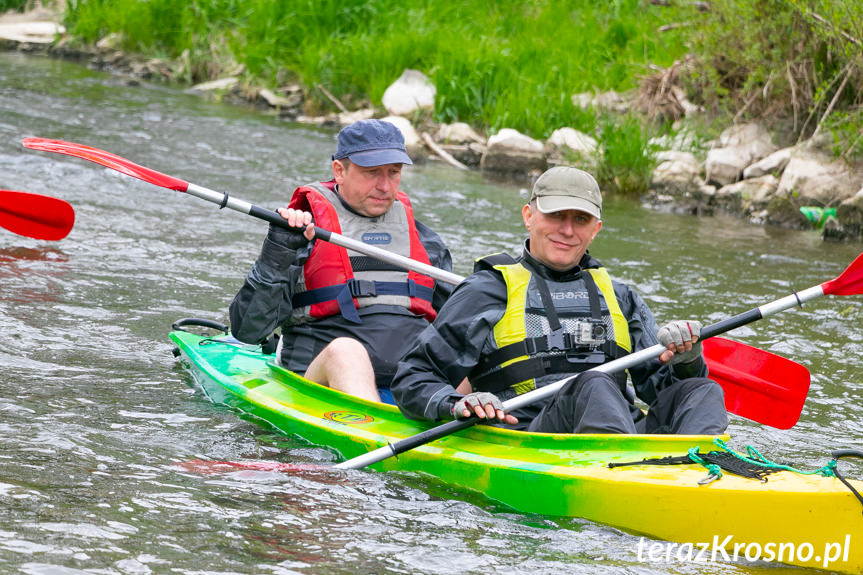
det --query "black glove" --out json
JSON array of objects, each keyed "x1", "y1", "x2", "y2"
[{"x1": 267, "y1": 221, "x2": 311, "y2": 250}]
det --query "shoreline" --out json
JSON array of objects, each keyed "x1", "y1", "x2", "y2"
[{"x1": 2, "y1": 6, "x2": 862, "y2": 242}]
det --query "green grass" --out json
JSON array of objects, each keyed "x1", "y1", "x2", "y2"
[
  {"x1": 63, "y1": 0, "x2": 698, "y2": 139},
  {"x1": 0, "y1": 0, "x2": 33, "y2": 11},
  {"x1": 61, "y1": 0, "x2": 862, "y2": 191}
]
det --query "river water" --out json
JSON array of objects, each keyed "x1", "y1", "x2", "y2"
[{"x1": 1, "y1": 51, "x2": 861, "y2": 575}]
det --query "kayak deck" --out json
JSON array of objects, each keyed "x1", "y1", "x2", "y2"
[{"x1": 170, "y1": 330, "x2": 863, "y2": 573}]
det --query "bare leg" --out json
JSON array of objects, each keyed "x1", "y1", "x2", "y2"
[{"x1": 304, "y1": 337, "x2": 380, "y2": 402}]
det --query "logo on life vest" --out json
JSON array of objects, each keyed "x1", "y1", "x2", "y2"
[
  {"x1": 324, "y1": 411, "x2": 374, "y2": 425},
  {"x1": 551, "y1": 291, "x2": 588, "y2": 300},
  {"x1": 362, "y1": 232, "x2": 392, "y2": 245}
]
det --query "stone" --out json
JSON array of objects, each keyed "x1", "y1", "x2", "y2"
[
  {"x1": 480, "y1": 129, "x2": 546, "y2": 176},
  {"x1": 706, "y1": 123, "x2": 778, "y2": 186},
  {"x1": 258, "y1": 88, "x2": 301, "y2": 109},
  {"x1": 775, "y1": 150, "x2": 861, "y2": 206},
  {"x1": 835, "y1": 192, "x2": 863, "y2": 241},
  {"x1": 714, "y1": 175, "x2": 779, "y2": 214},
  {"x1": 382, "y1": 69, "x2": 436, "y2": 116},
  {"x1": 337, "y1": 108, "x2": 375, "y2": 126},
  {"x1": 547, "y1": 128, "x2": 597, "y2": 155},
  {"x1": 571, "y1": 90, "x2": 630, "y2": 113},
  {"x1": 96, "y1": 32, "x2": 123, "y2": 51},
  {"x1": 651, "y1": 151, "x2": 701, "y2": 196},
  {"x1": 705, "y1": 146, "x2": 749, "y2": 186},
  {"x1": 765, "y1": 195, "x2": 810, "y2": 229},
  {"x1": 435, "y1": 122, "x2": 484, "y2": 145},
  {"x1": 435, "y1": 143, "x2": 484, "y2": 167},
  {"x1": 189, "y1": 77, "x2": 239, "y2": 92},
  {"x1": 486, "y1": 129, "x2": 544, "y2": 153},
  {"x1": 380, "y1": 115, "x2": 422, "y2": 159},
  {"x1": 743, "y1": 147, "x2": 792, "y2": 179},
  {"x1": 0, "y1": 21, "x2": 64, "y2": 44}
]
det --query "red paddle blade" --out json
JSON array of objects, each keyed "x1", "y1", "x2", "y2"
[
  {"x1": 0, "y1": 190, "x2": 75, "y2": 241},
  {"x1": 821, "y1": 252, "x2": 863, "y2": 296},
  {"x1": 704, "y1": 337, "x2": 810, "y2": 430},
  {"x1": 22, "y1": 138, "x2": 190, "y2": 192}
]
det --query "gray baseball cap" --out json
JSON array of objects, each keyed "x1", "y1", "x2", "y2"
[
  {"x1": 529, "y1": 166, "x2": 602, "y2": 219},
  {"x1": 332, "y1": 119, "x2": 413, "y2": 167}
]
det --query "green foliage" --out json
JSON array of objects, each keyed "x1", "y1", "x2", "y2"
[
  {"x1": 63, "y1": 0, "x2": 696, "y2": 138},
  {"x1": 594, "y1": 113, "x2": 658, "y2": 196},
  {"x1": 688, "y1": 0, "x2": 862, "y2": 156},
  {"x1": 0, "y1": 0, "x2": 32, "y2": 11}
]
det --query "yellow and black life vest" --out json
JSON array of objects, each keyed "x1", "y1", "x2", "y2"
[{"x1": 469, "y1": 253, "x2": 631, "y2": 396}]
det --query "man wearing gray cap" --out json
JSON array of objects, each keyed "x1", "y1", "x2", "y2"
[
  {"x1": 391, "y1": 166, "x2": 728, "y2": 434},
  {"x1": 230, "y1": 119, "x2": 454, "y2": 403}
]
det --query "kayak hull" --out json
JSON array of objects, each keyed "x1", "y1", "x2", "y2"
[{"x1": 170, "y1": 330, "x2": 863, "y2": 573}]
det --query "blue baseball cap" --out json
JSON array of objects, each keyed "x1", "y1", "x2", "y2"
[{"x1": 332, "y1": 119, "x2": 413, "y2": 166}]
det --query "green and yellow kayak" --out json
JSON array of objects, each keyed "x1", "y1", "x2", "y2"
[{"x1": 170, "y1": 329, "x2": 863, "y2": 573}]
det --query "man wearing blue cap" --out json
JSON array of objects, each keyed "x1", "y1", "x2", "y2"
[{"x1": 230, "y1": 119, "x2": 454, "y2": 402}]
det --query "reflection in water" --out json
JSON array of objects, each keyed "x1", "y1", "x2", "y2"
[
  {"x1": 0, "y1": 51, "x2": 860, "y2": 575},
  {"x1": 0, "y1": 246, "x2": 70, "y2": 306}
]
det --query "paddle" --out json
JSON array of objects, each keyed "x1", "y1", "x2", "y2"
[
  {"x1": 0, "y1": 189, "x2": 75, "y2": 241},
  {"x1": 702, "y1": 337, "x2": 808, "y2": 430},
  {"x1": 20, "y1": 138, "x2": 462, "y2": 285},
  {"x1": 335, "y1": 253, "x2": 863, "y2": 469},
  {"x1": 21, "y1": 137, "x2": 813, "y2": 429}
]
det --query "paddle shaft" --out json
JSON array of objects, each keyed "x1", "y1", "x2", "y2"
[
  {"x1": 184, "y1": 182, "x2": 464, "y2": 285},
  {"x1": 20, "y1": 138, "x2": 463, "y2": 285},
  {"x1": 335, "y1": 280, "x2": 831, "y2": 470}
]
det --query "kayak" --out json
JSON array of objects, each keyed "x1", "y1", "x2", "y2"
[{"x1": 169, "y1": 327, "x2": 863, "y2": 573}]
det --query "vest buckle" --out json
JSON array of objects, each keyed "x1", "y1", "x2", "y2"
[
  {"x1": 546, "y1": 328, "x2": 566, "y2": 351},
  {"x1": 348, "y1": 279, "x2": 377, "y2": 297}
]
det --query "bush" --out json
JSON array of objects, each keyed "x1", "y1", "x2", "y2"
[
  {"x1": 594, "y1": 113, "x2": 658, "y2": 196},
  {"x1": 0, "y1": 0, "x2": 33, "y2": 12},
  {"x1": 687, "y1": 0, "x2": 862, "y2": 156}
]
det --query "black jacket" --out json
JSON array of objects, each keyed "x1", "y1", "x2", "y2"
[
  {"x1": 229, "y1": 189, "x2": 453, "y2": 376},
  {"x1": 391, "y1": 243, "x2": 706, "y2": 428}
]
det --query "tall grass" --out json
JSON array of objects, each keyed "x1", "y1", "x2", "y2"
[
  {"x1": 64, "y1": 0, "x2": 697, "y2": 139},
  {"x1": 61, "y1": 0, "x2": 862, "y2": 190},
  {"x1": 595, "y1": 112, "x2": 658, "y2": 195},
  {"x1": 0, "y1": 0, "x2": 32, "y2": 11},
  {"x1": 688, "y1": 0, "x2": 862, "y2": 156}
]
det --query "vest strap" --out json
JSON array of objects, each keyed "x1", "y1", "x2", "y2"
[
  {"x1": 292, "y1": 279, "x2": 435, "y2": 324},
  {"x1": 471, "y1": 354, "x2": 610, "y2": 394},
  {"x1": 471, "y1": 336, "x2": 627, "y2": 381}
]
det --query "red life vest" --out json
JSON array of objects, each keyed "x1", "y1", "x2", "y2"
[{"x1": 287, "y1": 181, "x2": 437, "y2": 324}]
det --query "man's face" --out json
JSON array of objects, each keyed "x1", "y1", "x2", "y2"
[
  {"x1": 333, "y1": 160, "x2": 402, "y2": 217},
  {"x1": 522, "y1": 202, "x2": 602, "y2": 271}
]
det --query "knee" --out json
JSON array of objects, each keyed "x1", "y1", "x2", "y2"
[
  {"x1": 563, "y1": 371, "x2": 621, "y2": 399},
  {"x1": 323, "y1": 337, "x2": 367, "y2": 356},
  {"x1": 679, "y1": 377, "x2": 725, "y2": 398}
]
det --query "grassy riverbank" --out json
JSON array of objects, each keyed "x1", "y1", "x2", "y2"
[
  {"x1": 32, "y1": 1, "x2": 863, "y2": 192},
  {"x1": 63, "y1": 1, "x2": 698, "y2": 135}
]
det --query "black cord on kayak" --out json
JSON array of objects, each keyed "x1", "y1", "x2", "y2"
[{"x1": 832, "y1": 449, "x2": 863, "y2": 514}]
